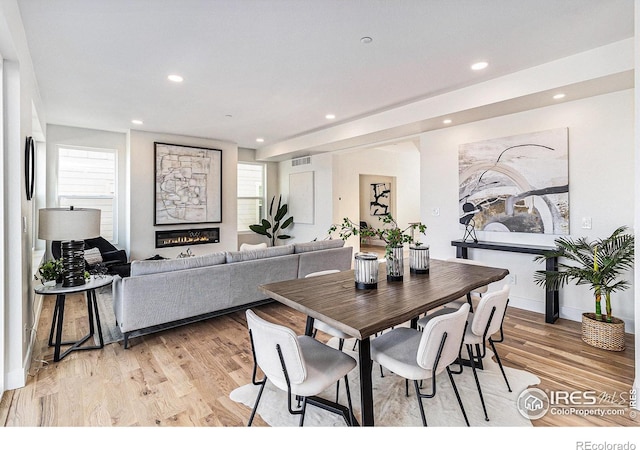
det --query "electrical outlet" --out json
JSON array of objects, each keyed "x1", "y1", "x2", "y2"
[
  {"x1": 507, "y1": 274, "x2": 517, "y2": 284},
  {"x1": 581, "y1": 217, "x2": 592, "y2": 229},
  {"x1": 431, "y1": 208, "x2": 440, "y2": 217}
]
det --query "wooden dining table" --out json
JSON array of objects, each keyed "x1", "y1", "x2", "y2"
[{"x1": 258, "y1": 257, "x2": 509, "y2": 426}]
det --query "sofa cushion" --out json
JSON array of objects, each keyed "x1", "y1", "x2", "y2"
[
  {"x1": 226, "y1": 244, "x2": 294, "y2": 263},
  {"x1": 131, "y1": 251, "x2": 227, "y2": 276},
  {"x1": 294, "y1": 239, "x2": 345, "y2": 254}
]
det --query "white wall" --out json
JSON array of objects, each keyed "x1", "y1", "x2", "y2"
[
  {"x1": 128, "y1": 130, "x2": 239, "y2": 260},
  {"x1": 333, "y1": 146, "x2": 421, "y2": 250},
  {"x1": 421, "y1": 89, "x2": 635, "y2": 331},
  {"x1": 0, "y1": 0, "x2": 47, "y2": 390},
  {"x1": 278, "y1": 152, "x2": 334, "y2": 244}
]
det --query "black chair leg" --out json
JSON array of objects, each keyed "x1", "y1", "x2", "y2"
[
  {"x1": 299, "y1": 397, "x2": 308, "y2": 426},
  {"x1": 343, "y1": 374, "x2": 355, "y2": 426},
  {"x1": 446, "y1": 367, "x2": 469, "y2": 426},
  {"x1": 335, "y1": 339, "x2": 344, "y2": 403},
  {"x1": 413, "y1": 380, "x2": 428, "y2": 426},
  {"x1": 490, "y1": 338, "x2": 512, "y2": 392},
  {"x1": 248, "y1": 378, "x2": 267, "y2": 426},
  {"x1": 467, "y1": 344, "x2": 489, "y2": 421}
]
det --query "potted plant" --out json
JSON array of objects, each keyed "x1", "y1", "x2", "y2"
[
  {"x1": 534, "y1": 226, "x2": 634, "y2": 351},
  {"x1": 328, "y1": 214, "x2": 426, "y2": 281},
  {"x1": 36, "y1": 258, "x2": 63, "y2": 287},
  {"x1": 249, "y1": 195, "x2": 294, "y2": 246}
]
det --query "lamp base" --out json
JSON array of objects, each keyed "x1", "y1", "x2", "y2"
[{"x1": 61, "y1": 240, "x2": 86, "y2": 287}]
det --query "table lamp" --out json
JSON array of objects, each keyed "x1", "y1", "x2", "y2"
[{"x1": 38, "y1": 207, "x2": 101, "y2": 287}]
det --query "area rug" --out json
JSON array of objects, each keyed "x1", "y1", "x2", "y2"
[
  {"x1": 230, "y1": 336, "x2": 539, "y2": 427},
  {"x1": 94, "y1": 286, "x2": 124, "y2": 345}
]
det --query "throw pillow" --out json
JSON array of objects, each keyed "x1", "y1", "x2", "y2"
[
  {"x1": 240, "y1": 242, "x2": 268, "y2": 252},
  {"x1": 84, "y1": 247, "x2": 103, "y2": 266}
]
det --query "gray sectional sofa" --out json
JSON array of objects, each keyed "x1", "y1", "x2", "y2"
[{"x1": 112, "y1": 239, "x2": 352, "y2": 347}]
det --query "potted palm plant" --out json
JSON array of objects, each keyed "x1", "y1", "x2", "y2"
[
  {"x1": 328, "y1": 214, "x2": 426, "y2": 281},
  {"x1": 534, "y1": 226, "x2": 634, "y2": 351}
]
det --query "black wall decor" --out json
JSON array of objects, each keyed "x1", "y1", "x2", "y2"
[{"x1": 25, "y1": 136, "x2": 35, "y2": 201}]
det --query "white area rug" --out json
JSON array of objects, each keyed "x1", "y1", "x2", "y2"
[{"x1": 231, "y1": 337, "x2": 540, "y2": 427}]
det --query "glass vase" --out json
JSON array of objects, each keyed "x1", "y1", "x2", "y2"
[{"x1": 386, "y1": 246, "x2": 404, "y2": 282}]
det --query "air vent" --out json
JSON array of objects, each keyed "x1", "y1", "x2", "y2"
[{"x1": 291, "y1": 156, "x2": 311, "y2": 167}]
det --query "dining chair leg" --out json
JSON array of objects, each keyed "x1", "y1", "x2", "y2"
[
  {"x1": 343, "y1": 374, "x2": 355, "y2": 426},
  {"x1": 335, "y1": 338, "x2": 345, "y2": 403},
  {"x1": 489, "y1": 338, "x2": 512, "y2": 392},
  {"x1": 299, "y1": 397, "x2": 308, "y2": 426},
  {"x1": 446, "y1": 367, "x2": 470, "y2": 426},
  {"x1": 248, "y1": 377, "x2": 267, "y2": 426},
  {"x1": 413, "y1": 380, "x2": 428, "y2": 426},
  {"x1": 405, "y1": 379, "x2": 410, "y2": 397},
  {"x1": 467, "y1": 344, "x2": 489, "y2": 421}
]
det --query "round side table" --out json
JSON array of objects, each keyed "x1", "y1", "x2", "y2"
[{"x1": 34, "y1": 275, "x2": 113, "y2": 362}]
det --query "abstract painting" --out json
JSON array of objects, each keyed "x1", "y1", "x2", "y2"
[
  {"x1": 370, "y1": 182, "x2": 391, "y2": 216},
  {"x1": 458, "y1": 128, "x2": 569, "y2": 235},
  {"x1": 154, "y1": 142, "x2": 222, "y2": 225}
]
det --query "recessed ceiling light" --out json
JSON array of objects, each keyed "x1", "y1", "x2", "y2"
[
  {"x1": 360, "y1": 36, "x2": 373, "y2": 44},
  {"x1": 443, "y1": 119, "x2": 452, "y2": 125},
  {"x1": 553, "y1": 93, "x2": 566, "y2": 100},
  {"x1": 256, "y1": 138, "x2": 264, "y2": 143},
  {"x1": 325, "y1": 114, "x2": 336, "y2": 120},
  {"x1": 168, "y1": 74, "x2": 183, "y2": 83},
  {"x1": 471, "y1": 61, "x2": 488, "y2": 71},
  {"x1": 131, "y1": 119, "x2": 143, "y2": 125},
  {"x1": 225, "y1": 114, "x2": 233, "y2": 118}
]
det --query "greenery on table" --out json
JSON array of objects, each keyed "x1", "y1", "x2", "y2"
[{"x1": 328, "y1": 214, "x2": 426, "y2": 260}]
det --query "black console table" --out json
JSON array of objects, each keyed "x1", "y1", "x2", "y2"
[{"x1": 451, "y1": 239, "x2": 559, "y2": 324}]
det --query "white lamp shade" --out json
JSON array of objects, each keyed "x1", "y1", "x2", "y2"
[{"x1": 38, "y1": 208, "x2": 101, "y2": 241}]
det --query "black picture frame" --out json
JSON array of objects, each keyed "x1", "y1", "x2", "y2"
[
  {"x1": 25, "y1": 136, "x2": 35, "y2": 201},
  {"x1": 153, "y1": 142, "x2": 223, "y2": 225}
]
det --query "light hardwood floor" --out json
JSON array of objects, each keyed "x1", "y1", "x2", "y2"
[{"x1": 1, "y1": 265, "x2": 637, "y2": 427}]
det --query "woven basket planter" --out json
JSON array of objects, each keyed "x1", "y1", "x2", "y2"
[{"x1": 581, "y1": 313, "x2": 625, "y2": 351}]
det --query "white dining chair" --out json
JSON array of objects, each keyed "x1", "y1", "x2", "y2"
[
  {"x1": 305, "y1": 270, "x2": 356, "y2": 403},
  {"x1": 370, "y1": 303, "x2": 471, "y2": 426},
  {"x1": 418, "y1": 284, "x2": 512, "y2": 422},
  {"x1": 245, "y1": 308, "x2": 357, "y2": 426}
]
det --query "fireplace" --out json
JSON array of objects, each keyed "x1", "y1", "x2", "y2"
[{"x1": 155, "y1": 227, "x2": 220, "y2": 248}]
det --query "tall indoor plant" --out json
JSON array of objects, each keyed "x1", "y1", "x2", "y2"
[
  {"x1": 249, "y1": 195, "x2": 294, "y2": 246},
  {"x1": 534, "y1": 226, "x2": 634, "y2": 350}
]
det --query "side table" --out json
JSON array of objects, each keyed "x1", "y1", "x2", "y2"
[{"x1": 34, "y1": 275, "x2": 113, "y2": 362}]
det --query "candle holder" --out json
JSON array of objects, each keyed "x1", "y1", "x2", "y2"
[
  {"x1": 386, "y1": 246, "x2": 404, "y2": 282},
  {"x1": 354, "y1": 252, "x2": 379, "y2": 289},
  {"x1": 410, "y1": 244, "x2": 430, "y2": 274}
]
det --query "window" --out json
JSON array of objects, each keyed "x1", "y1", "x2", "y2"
[
  {"x1": 57, "y1": 147, "x2": 117, "y2": 241},
  {"x1": 237, "y1": 162, "x2": 265, "y2": 232}
]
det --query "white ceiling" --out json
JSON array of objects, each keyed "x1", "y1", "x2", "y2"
[{"x1": 17, "y1": 0, "x2": 634, "y2": 155}]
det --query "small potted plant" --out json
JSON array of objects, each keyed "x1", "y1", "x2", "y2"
[
  {"x1": 534, "y1": 226, "x2": 634, "y2": 351},
  {"x1": 36, "y1": 258, "x2": 63, "y2": 287},
  {"x1": 328, "y1": 214, "x2": 426, "y2": 281}
]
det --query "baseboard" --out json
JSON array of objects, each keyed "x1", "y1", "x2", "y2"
[{"x1": 508, "y1": 295, "x2": 635, "y2": 333}]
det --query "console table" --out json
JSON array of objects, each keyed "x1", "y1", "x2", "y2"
[{"x1": 451, "y1": 239, "x2": 559, "y2": 323}]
